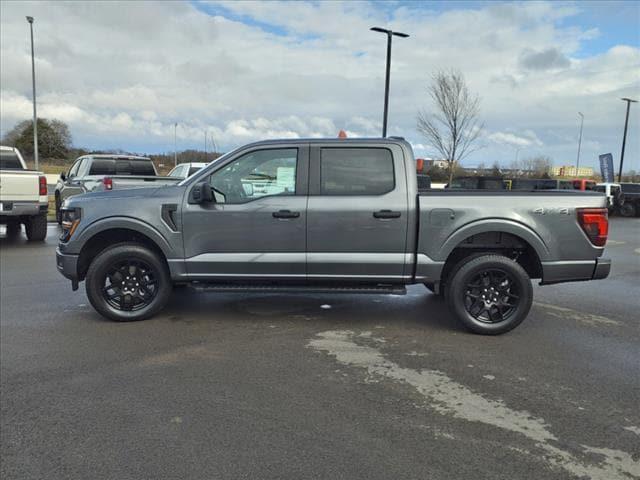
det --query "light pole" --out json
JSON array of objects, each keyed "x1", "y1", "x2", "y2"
[
  {"x1": 576, "y1": 112, "x2": 584, "y2": 174},
  {"x1": 26, "y1": 16, "x2": 38, "y2": 170},
  {"x1": 619, "y1": 97, "x2": 637, "y2": 181},
  {"x1": 370, "y1": 27, "x2": 409, "y2": 138},
  {"x1": 173, "y1": 123, "x2": 178, "y2": 167}
]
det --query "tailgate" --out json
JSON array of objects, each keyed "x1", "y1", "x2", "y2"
[
  {"x1": 110, "y1": 176, "x2": 182, "y2": 189},
  {"x1": 0, "y1": 170, "x2": 40, "y2": 202}
]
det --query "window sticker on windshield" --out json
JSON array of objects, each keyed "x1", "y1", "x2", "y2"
[{"x1": 276, "y1": 167, "x2": 295, "y2": 188}]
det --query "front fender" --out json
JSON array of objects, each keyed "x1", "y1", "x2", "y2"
[{"x1": 70, "y1": 216, "x2": 176, "y2": 257}]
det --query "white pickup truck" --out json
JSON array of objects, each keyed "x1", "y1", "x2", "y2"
[{"x1": 0, "y1": 146, "x2": 49, "y2": 241}]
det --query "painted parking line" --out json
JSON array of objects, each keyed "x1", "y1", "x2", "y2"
[
  {"x1": 533, "y1": 302, "x2": 620, "y2": 327},
  {"x1": 309, "y1": 330, "x2": 640, "y2": 480}
]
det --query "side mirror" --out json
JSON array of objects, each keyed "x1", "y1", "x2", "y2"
[
  {"x1": 192, "y1": 181, "x2": 214, "y2": 203},
  {"x1": 60, "y1": 171, "x2": 67, "y2": 181}
]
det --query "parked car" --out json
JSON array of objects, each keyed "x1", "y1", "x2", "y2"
[
  {"x1": 0, "y1": 146, "x2": 48, "y2": 241},
  {"x1": 167, "y1": 162, "x2": 207, "y2": 179},
  {"x1": 617, "y1": 183, "x2": 640, "y2": 217},
  {"x1": 54, "y1": 155, "x2": 181, "y2": 223},
  {"x1": 594, "y1": 183, "x2": 621, "y2": 213},
  {"x1": 448, "y1": 176, "x2": 506, "y2": 190},
  {"x1": 508, "y1": 178, "x2": 574, "y2": 191},
  {"x1": 56, "y1": 138, "x2": 610, "y2": 334},
  {"x1": 572, "y1": 179, "x2": 596, "y2": 191}
]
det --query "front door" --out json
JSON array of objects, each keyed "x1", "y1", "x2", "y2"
[
  {"x1": 182, "y1": 146, "x2": 308, "y2": 280},
  {"x1": 306, "y1": 144, "x2": 409, "y2": 282}
]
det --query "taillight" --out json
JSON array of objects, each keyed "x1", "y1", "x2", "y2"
[
  {"x1": 39, "y1": 176, "x2": 47, "y2": 196},
  {"x1": 577, "y1": 208, "x2": 608, "y2": 247},
  {"x1": 103, "y1": 177, "x2": 113, "y2": 190}
]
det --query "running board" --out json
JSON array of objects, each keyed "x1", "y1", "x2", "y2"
[{"x1": 189, "y1": 282, "x2": 407, "y2": 296}]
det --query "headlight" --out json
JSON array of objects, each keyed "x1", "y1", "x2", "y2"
[{"x1": 60, "y1": 207, "x2": 81, "y2": 242}]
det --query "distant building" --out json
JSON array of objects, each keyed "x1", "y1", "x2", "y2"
[{"x1": 551, "y1": 165, "x2": 594, "y2": 177}]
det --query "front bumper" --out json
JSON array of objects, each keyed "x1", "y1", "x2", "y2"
[
  {"x1": 541, "y1": 257, "x2": 611, "y2": 285},
  {"x1": 56, "y1": 247, "x2": 80, "y2": 289}
]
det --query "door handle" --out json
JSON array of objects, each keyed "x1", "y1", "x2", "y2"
[
  {"x1": 373, "y1": 210, "x2": 401, "y2": 219},
  {"x1": 272, "y1": 209, "x2": 300, "y2": 219}
]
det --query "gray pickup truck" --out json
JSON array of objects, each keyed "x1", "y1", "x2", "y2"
[
  {"x1": 56, "y1": 138, "x2": 610, "y2": 334},
  {"x1": 54, "y1": 154, "x2": 180, "y2": 223}
]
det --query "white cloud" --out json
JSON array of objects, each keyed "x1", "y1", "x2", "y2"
[{"x1": 0, "y1": 0, "x2": 638, "y2": 169}]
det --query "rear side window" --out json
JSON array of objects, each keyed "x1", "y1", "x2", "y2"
[
  {"x1": 188, "y1": 166, "x2": 202, "y2": 177},
  {"x1": 621, "y1": 183, "x2": 640, "y2": 193},
  {"x1": 89, "y1": 159, "x2": 116, "y2": 175},
  {"x1": 0, "y1": 150, "x2": 23, "y2": 170},
  {"x1": 320, "y1": 148, "x2": 394, "y2": 195}
]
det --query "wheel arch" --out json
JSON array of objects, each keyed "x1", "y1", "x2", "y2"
[
  {"x1": 438, "y1": 220, "x2": 548, "y2": 287},
  {"x1": 76, "y1": 221, "x2": 172, "y2": 280}
]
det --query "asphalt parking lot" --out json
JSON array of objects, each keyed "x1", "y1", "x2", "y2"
[{"x1": 1, "y1": 218, "x2": 639, "y2": 480}]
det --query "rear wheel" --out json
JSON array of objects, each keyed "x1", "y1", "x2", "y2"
[
  {"x1": 85, "y1": 243, "x2": 172, "y2": 321},
  {"x1": 25, "y1": 214, "x2": 47, "y2": 241},
  {"x1": 619, "y1": 202, "x2": 636, "y2": 217},
  {"x1": 5, "y1": 220, "x2": 21, "y2": 238},
  {"x1": 445, "y1": 254, "x2": 532, "y2": 335}
]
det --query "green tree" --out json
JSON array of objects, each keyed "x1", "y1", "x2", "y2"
[{"x1": 2, "y1": 118, "x2": 72, "y2": 160}]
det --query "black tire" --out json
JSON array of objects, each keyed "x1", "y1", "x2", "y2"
[
  {"x1": 55, "y1": 194, "x2": 62, "y2": 224},
  {"x1": 25, "y1": 214, "x2": 47, "y2": 241},
  {"x1": 445, "y1": 254, "x2": 533, "y2": 335},
  {"x1": 85, "y1": 243, "x2": 172, "y2": 322},
  {"x1": 5, "y1": 220, "x2": 21, "y2": 238},
  {"x1": 619, "y1": 202, "x2": 636, "y2": 218}
]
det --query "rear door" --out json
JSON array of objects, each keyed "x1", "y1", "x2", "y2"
[
  {"x1": 306, "y1": 144, "x2": 409, "y2": 282},
  {"x1": 182, "y1": 145, "x2": 309, "y2": 279}
]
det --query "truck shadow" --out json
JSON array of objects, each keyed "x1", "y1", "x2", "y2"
[{"x1": 159, "y1": 286, "x2": 465, "y2": 333}]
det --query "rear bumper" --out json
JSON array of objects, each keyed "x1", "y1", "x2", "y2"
[
  {"x1": 541, "y1": 257, "x2": 611, "y2": 285},
  {"x1": 56, "y1": 247, "x2": 79, "y2": 283},
  {"x1": 0, "y1": 201, "x2": 48, "y2": 218}
]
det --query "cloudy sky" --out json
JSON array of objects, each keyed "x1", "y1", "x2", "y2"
[{"x1": 1, "y1": 0, "x2": 639, "y2": 170}]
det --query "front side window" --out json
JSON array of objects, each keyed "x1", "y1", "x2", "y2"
[
  {"x1": 320, "y1": 148, "x2": 394, "y2": 195},
  {"x1": 210, "y1": 148, "x2": 297, "y2": 204}
]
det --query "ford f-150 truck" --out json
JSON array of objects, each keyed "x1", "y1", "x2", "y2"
[
  {"x1": 0, "y1": 146, "x2": 48, "y2": 241},
  {"x1": 54, "y1": 154, "x2": 180, "y2": 223},
  {"x1": 56, "y1": 138, "x2": 611, "y2": 334}
]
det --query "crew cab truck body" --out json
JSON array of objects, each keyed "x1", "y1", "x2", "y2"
[
  {"x1": 56, "y1": 138, "x2": 611, "y2": 334},
  {"x1": 54, "y1": 155, "x2": 180, "y2": 223},
  {"x1": 0, "y1": 146, "x2": 49, "y2": 241}
]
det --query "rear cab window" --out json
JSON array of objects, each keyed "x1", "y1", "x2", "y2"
[
  {"x1": 88, "y1": 158, "x2": 155, "y2": 176},
  {"x1": 319, "y1": 148, "x2": 394, "y2": 195}
]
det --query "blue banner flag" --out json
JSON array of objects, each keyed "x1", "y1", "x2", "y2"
[{"x1": 599, "y1": 153, "x2": 614, "y2": 183}]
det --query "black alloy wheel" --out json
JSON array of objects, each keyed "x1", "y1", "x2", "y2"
[
  {"x1": 102, "y1": 259, "x2": 158, "y2": 312},
  {"x1": 463, "y1": 269, "x2": 519, "y2": 323}
]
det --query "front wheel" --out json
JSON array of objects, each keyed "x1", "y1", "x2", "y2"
[
  {"x1": 619, "y1": 202, "x2": 636, "y2": 217},
  {"x1": 445, "y1": 254, "x2": 533, "y2": 335},
  {"x1": 85, "y1": 243, "x2": 172, "y2": 321}
]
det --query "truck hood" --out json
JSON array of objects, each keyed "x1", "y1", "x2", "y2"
[{"x1": 63, "y1": 185, "x2": 186, "y2": 208}]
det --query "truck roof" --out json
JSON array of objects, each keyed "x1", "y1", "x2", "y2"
[
  {"x1": 84, "y1": 154, "x2": 151, "y2": 160},
  {"x1": 240, "y1": 137, "x2": 412, "y2": 148}
]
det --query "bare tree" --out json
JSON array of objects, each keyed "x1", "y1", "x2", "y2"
[
  {"x1": 417, "y1": 70, "x2": 484, "y2": 184},
  {"x1": 510, "y1": 155, "x2": 551, "y2": 178}
]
